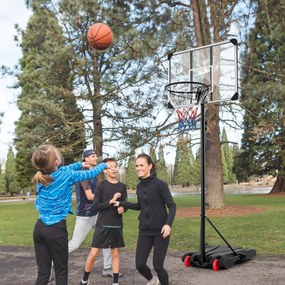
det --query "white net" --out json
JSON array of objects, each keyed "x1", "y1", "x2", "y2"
[{"x1": 165, "y1": 81, "x2": 209, "y2": 130}]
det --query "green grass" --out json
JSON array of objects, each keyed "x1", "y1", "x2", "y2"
[{"x1": 1, "y1": 194, "x2": 285, "y2": 254}]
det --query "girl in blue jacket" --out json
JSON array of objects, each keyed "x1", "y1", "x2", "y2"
[{"x1": 31, "y1": 145, "x2": 107, "y2": 285}]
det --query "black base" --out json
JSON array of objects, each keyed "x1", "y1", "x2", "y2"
[{"x1": 182, "y1": 245, "x2": 256, "y2": 270}]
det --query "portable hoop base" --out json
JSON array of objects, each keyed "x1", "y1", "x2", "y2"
[
  {"x1": 182, "y1": 245, "x2": 256, "y2": 271},
  {"x1": 181, "y1": 101, "x2": 256, "y2": 271}
]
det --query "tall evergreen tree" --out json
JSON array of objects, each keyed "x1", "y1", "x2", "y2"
[
  {"x1": 173, "y1": 134, "x2": 192, "y2": 186},
  {"x1": 0, "y1": 163, "x2": 6, "y2": 194},
  {"x1": 221, "y1": 147, "x2": 229, "y2": 184},
  {"x1": 157, "y1": 144, "x2": 170, "y2": 184},
  {"x1": 221, "y1": 128, "x2": 236, "y2": 184},
  {"x1": 232, "y1": 144, "x2": 248, "y2": 183},
  {"x1": 193, "y1": 147, "x2": 201, "y2": 188},
  {"x1": 14, "y1": 3, "x2": 85, "y2": 188},
  {"x1": 5, "y1": 148, "x2": 20, "y2": 196},
  {"x1": 240, "y1": 0, "x2": 285, "y2": 192},
  {"x1": 125, "y1": 154, "x2": 137, "y2": 190},
  {"x1": 190, "y1": 146, "x2": 200, "y2": 188}
]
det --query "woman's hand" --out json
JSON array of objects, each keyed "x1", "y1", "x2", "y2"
[
  {"x1": 117, "y1": 206, "x2": 125, "y2": 214},
  {"x1": 161, "y1": 224, "x2": 171, "y2": 238}
]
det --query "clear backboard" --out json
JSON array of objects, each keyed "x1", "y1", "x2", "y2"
[{"x1": 167, "y1": 39, "x2": 238, "y2": 105}]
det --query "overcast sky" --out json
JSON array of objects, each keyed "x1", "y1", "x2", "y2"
[{"x1": 0, "y1": 1, "x2": 31, "y2": 162}]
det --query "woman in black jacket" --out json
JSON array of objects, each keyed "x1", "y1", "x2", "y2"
[{"x1": 117, "y1": 153, "x2": 176, "y2": 285}]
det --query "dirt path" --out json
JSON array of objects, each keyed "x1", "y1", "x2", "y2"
[{"x1": 0, "y1": 246, "x2": 284, "y2": 285}]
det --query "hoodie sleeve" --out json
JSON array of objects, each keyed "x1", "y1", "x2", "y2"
[{"x1": 158, "y1": 180, "x2": 176, "y2": 227}]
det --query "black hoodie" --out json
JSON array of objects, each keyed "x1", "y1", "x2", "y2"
[{"x1": 121, "y1": 173, "x2": 176, "y2": 235}]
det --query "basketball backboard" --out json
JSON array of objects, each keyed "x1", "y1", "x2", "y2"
[{"x1": 167, "y1": 39, "x2": 238, "y2": 104}]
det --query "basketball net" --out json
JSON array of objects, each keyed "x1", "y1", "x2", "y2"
[
  {"x1": 176, "y1": 106, "x2": 199, "y2": 130},
  {"x1": 165, "y1": 81, "x2": 209, "y2": 130}
]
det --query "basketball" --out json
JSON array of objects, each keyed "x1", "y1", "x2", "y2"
[{"x1": 87, "y1": 23, "x2": 113, "y2": 50}]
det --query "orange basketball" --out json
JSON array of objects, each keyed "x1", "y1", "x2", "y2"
[{"x1": 87, "y1": 23, "x2": 113, "y2": 50}]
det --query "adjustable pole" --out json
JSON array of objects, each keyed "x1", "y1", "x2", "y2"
[{"x1": 199, "y1": 101, "x2": 206, "y2": 263}]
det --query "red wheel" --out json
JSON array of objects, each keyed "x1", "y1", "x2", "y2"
[
  {"x1": 184, "y1": 255, "x2": 191, "y2": 267},
  {"x1": 212, "y1": 259, "x2": 220, "y2": 271}
]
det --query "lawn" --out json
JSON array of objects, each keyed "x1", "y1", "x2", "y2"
[{"x1": 0, "y1": 194, "x2": 284, "y2": 254}]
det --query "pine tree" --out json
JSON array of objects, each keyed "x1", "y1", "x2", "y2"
[
  {"x1": 190, "y1": 147, "x2": 200, "y2": 188},
  {"x1": 125, "y1": 155, "x2": 138, "y2": 190},
  {"x1": 157, "y1": 145, "x2": 170, "y2": 184},
  {"x1": 14, "y1": 4, "x2": 85, "y2": 188},
  {"x1": 232, "y1": 144, "x2": 248, "y2": 183},
  {"x1": 5, "y1": 148, "x2": 20, "y2": 196},
  {"x1": 221, "y1": 147, "x2": 228, "y2": 184},
  {"x1": 221, "y1": 128, "x2": 236, "y2": 184},
  {"x1": 0, "y1": 163, "x2": 6, "y2": 194},
  {"x1": 193, "y1": 148, "x2": 201, "y2": 188},
  {"x1": 240, "y1": 0, "x2": 285, "y2": 192},
  {"x1": 173, "y1": 134, "x2": 192, "y2": 186}
]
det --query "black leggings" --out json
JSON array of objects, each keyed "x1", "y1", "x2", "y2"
[
  {"x1": 135, "y1": 231, "x2": 170, "y2": 285},
  {"x1": 33, "y1": 219, "x2": 68, "y2": 285}
]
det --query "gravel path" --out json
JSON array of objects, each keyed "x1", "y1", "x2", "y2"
[{"x1": 0, "y1": 246, "x2": 284, "y2": 285}]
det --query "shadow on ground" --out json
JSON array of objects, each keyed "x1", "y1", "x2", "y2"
[{"x1": 0, "y1": 246, "x2": 284, "y2": 285}]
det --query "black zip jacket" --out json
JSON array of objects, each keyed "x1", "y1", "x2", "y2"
[{"x1": 121, "y1": 173, "x2": 176, "y2": 235}]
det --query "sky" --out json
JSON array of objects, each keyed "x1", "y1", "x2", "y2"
[{"x1": 0, "y1": 1, "x2": 32, "y2": 163}]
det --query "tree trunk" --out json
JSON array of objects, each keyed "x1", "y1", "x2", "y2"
[
  {"x1": 92, "y1": 50, "x2": 103, "y2": 158},
  {"x1": 270, "y1": 175, "x2": 285, "y2": 193},
  {"x1": 191, "y1": 0, "x2": 225, "y2": 209},
  {"x1": 205, "y1": 104, "x2": 225, "y2": 208}
]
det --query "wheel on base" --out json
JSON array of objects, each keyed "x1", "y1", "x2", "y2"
[
  {"x1": 212, "y1": 259, "x2": 220, "y2": 271},
  {"x1": 183, "y1": 255, "x2": 191, "y2": 267}
]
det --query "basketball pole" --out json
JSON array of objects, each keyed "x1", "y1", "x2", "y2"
[
  {"x1": 199, "y1": 100, "x2": 206, "y2": 263},
  {"x1": 199, "y1": 99, "x2": 239, "y2": 263},
  {"x1": 192, "y1": 97, "x2": 256, "y2": 270}
]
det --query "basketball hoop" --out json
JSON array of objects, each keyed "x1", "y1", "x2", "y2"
[{"x1": 165, "y1": 81, "x2": 209, "y2": 130}]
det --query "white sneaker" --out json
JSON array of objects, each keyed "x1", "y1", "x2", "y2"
[
  {"x1": 146, "y1": 276, "x2": 160, "y2": 285},
  {"x1": 102, "y1": 269, "x2": 123, "y2": 278},
  {"x1": 102, "y1": 268, "x2": 113, "y2": 277}
]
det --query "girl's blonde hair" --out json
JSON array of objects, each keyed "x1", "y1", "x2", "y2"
[{"x1": 32, "y1": 145, "x2": 63, "y2": 186}]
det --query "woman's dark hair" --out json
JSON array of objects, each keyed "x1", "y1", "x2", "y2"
[{"x1": 136, "y1": 153, "x2": 156, "y2": 174}]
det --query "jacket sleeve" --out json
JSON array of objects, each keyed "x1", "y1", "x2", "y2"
[
  {"x1": 120, "y1": 193, "x2": 141, "y2": 210},
  {"x1": 72, "y1": 163, "x2": 107, "y2": 184},
  {"x1": 121, "y1": 184, "x2": 128, "y2": 213},
  {"x1": 159, "y1": 180, "x2": 176, "y2": 227},
  {"x1": 60, "y1": 162, "x2": 82, "y2": 171}
]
